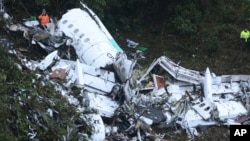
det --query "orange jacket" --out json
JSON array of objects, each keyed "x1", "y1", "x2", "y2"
[{"x1": 38, "y1": 14, "x2": 50, "y2": 25}]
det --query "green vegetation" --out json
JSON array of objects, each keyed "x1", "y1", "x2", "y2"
[
  {"x1": 0, "y1": 47, "x2": 80, "y2": 140},
  {"x1": 1, "y1": 0, "x2": 250, "y2": 140}
]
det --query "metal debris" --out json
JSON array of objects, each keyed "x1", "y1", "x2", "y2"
[{"x1": 1, "y1": 2, "x2": 250, "y2": 141}]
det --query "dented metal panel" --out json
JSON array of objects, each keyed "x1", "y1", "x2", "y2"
[{"x1": 3, "y1": 2, "x2": 250, "y2": 141}]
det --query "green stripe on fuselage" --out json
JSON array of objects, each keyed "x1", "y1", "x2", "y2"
[{"x1": 110, "y1": 39, "x2": 123, "y2": 52}]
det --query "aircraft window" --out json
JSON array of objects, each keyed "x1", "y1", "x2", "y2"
[
  {"x1": 177, "y1": 117, "x2": 182, "y2": 121},
  {"x1": 84, "y1": 38, "x2": 90, "y2": 42},
  {"x1": 74, "y1": 29, "x2": 79, "y2": 33},
  {"x1": 68, "y1": 24, "x2": 73, "y2": 28},
  {"x1": 79, "y1": 34, "x2": 84, "y2": 38},
  {"x1": 199, "y1": 103, "x2": 205, "y2": 107},
  {"x1": 204, "y1": 107, "x2": 210, "y2": 111},
  {"x1": 62, "y1": 20, "x2": 68, "y2": 24}
]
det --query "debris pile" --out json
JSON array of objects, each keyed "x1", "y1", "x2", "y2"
[{"x1": 1, "y1": 2, "x2": 250, "y2": 141}]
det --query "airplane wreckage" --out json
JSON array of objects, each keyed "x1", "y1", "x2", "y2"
[{"x1": 1, "y1": 2, "x2": 250, "y2": 141}]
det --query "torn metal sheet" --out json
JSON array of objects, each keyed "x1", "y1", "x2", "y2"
[
  {"x1": 113, "y1": 52, "x2": 134, "y2": 82},
  {"x1": 83, "y1": 92, "x2": 119, "y2": 117},
  {"x1": 176, "y1": 109, "x2": 217, "y2": 129},
  {"x1": 38, "y1": 50, "x2": 59, "y2": 70},
  {"x1": 76, "y1": 59, "x2": 85, "y2": 86},
  {"x1": 136, "y1": 106, "x2": 166, "y2": 124},
  {"x1": 214, "y1": 101, "x2": 247, "y2": 121},
  {"x1": 138, "y1": 58, "x2": 250, "y2": 132},
  {"x1": 192, "y1": 100, "x2": 214, "y2": 120},
  {"x1": 3, "y1": 2, "x2": 250, "y2": 141},
  {"x1": 51, "y1": 59, "x2": 116, "y2": 82},
  {"x1": 50, "y1": 59, "x2": 117, "y2": 93},
  {"x1": 81, "y1": 114, "x2": 105, "y2": 141},
  {"x1": 138, "y1": 56, "x2": 203, "y2": 84}
]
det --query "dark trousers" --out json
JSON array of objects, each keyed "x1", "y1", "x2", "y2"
[{"x1": 241, "y1": 38, "x2": 249, "y2": 48}]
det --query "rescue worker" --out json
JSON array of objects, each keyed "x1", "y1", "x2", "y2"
[
  {"x1": 240, "y1": 28, "x2": 250, "y2": 47},
  {"x1": 38, "y1": 9, "x2": 50, "y2": 29}
]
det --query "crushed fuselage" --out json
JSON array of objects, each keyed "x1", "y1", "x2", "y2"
[{"x1": 2, "y1": 2, "x2": 250, "y2": 141}]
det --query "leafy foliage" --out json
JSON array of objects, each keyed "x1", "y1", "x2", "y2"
[
  {"x1": 2, "y1": 0, "x2": 250, "y2": 140},
  {"x1": 81, "y1": 0, "x2": 107, "y2": 18},
  {"x1": 167, "y1": 2, "x2": 201, "y2": 36},
  {"x1": 0, "y1": 47, "x2": 79, "y2": 140},
  {"x1": 242, "y1": 0, "x2": 250, "y2": 21}
]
